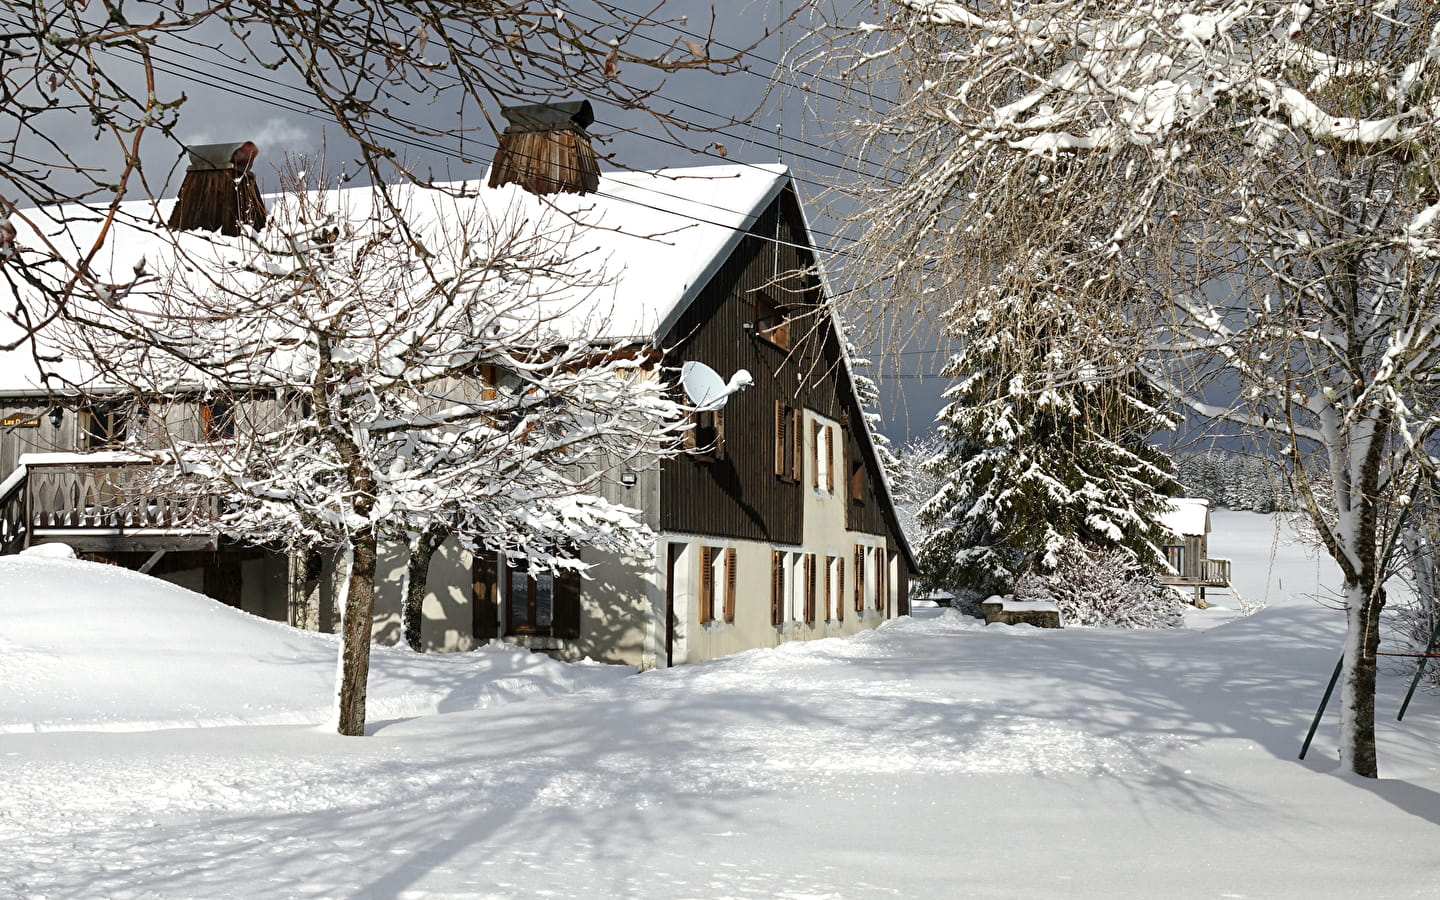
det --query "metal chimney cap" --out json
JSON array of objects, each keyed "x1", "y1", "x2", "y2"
[
  {"x1": 499, "y1": 100, "x2": 595, "y2": 133},
  {"x1": 183, "y1": 142, "x2": 253, "y2": 172}
]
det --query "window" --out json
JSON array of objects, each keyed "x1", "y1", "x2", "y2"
[
  {"x1": 771, "y1": 550, "x2": 787, "y2": 626},
  {"x1": 809, "y1": 418, "x2": 836, "y2": 492},
  {"x1": 850, "y1": 459, "x2": 865, "y2": 502},
  {"x1": 201, "y1": 398, "x2": 235, "y2": 442},
  {"x1": 1164, "y1": 545, "x2": 1185, "y2": 574},
  {"x1": 82, "y1": 403, "x2": 126, "y2": 449},
  {"x1": 875, "y1": 547, "x2": 888, "y2": 618},
  {"x1": 684, "y1": 407, "x2": 726, "y2": 460},
  {"x1": 507, "y1": 556, "x2": 554, "y2": 634},
  {"x1": 835, "y1": 556, "x2": 845, "y2": 622},
  {"x1": 486, "y1": 553, "x2": 581, "y2": 639},
  {"x1": 825, "y1": 555, "x2": 840, "y2": 621},
  {"x1": 803, "y1": 553, "x2": 817, "y2": 625},
  {"x1": 754, "y1": 291, "x2": 790, "y2": 349},
  {"x1": 700, "y1": 546, "x2": 737, "y2": 624},
  {"x1": 774, "y1": 402, "x2": 801, "y2": 481}
]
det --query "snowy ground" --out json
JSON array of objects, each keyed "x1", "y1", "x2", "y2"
[{"x1": 4, "y1": 511, "x2": 1440, "y2": 898}]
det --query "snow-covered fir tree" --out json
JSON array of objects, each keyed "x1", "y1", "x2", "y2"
[{"x1": 918, "y1": 272, "x2": 1180, "y2": 597}]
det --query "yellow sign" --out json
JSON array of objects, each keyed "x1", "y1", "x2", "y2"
[{"x1": 1, "y1": 413, "x2": 40, "y2": 428}]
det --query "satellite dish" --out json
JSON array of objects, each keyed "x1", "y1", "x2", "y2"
[{"x1": 681, "y1": 361, "x2": 751, "y2": 410}]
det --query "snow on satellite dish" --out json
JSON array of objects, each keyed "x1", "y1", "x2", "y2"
[{"x1": 681, "y1": 361, "x2": 751, "y2": 410}]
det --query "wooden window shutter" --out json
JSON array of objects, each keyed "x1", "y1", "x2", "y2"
[
  {"x1": 774, "y1": 402, "x2": 787, "y2": 478},
  {"x1": 713, "y1": 407, "x2": 726, "y2": 460},
  {"x1": 810, "y1": 420, "x2": 820, "y2": 488},
  {"x1": 553, "y1": 567, "x2": 582, "y2": 639},
  {"x1": 824, "y1": 555, "x2": 833, "y2": 621},
  {"x1": 854, "y1": 546, "x2": 865, "y2": 612},
  {"x1": 874, "y1": 548, "x2": 886, "y2": 618},
  {"x1": 472, "y1": 551, "x2": 500, "y2": 641},
  {"x1": 804, "y1": 554, "x2": 816, "y2": 624},
  {"x1": 771, "y1": 550, "x2": 784, "y2": 626},
  {"x1": 724, "y1": 547, "x2": 737, "y2": 622},
  {"x1": 836, "y1": 558, "x2": 845, "y2": 622},
  {"x1": 824, "y1": 426, "x2": 835, "y2": 492},
  {"x1": 699, "y1": 546, "x2": 715, "y2": 624},
  {"x1": 791, "y1": 407, "x2": 802, "y2": 483},
  {"x1": 479, "y1": 363, "x2": 497, "y2": 401}
]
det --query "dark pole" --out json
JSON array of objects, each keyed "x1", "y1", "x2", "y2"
[
  {"x1": 1300, "y1": 656, "x2": 1344, "y2": 760},
  {"x1": 1398, "y1": 614, "x2": 1440, "y2": 721}
]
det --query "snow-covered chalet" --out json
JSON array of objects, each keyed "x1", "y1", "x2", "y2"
[{"x1": 0, "y1": 157, "x2": 916, "y2": 668}]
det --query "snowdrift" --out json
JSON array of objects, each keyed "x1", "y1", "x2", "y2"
[{"x1": 0, "y1": 555, "x2": 628, "y2": 733}]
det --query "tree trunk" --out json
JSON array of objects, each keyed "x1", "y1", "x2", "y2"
[
  {"x1": 404, "y1": 526, "x2": 444, "y2": 652},
  {"x1": 336, "y1": 531, "x2": 378, "y2": 736},
  {"x1": 1338, "y1": 582, "x2": 1383, "y2": 777}
]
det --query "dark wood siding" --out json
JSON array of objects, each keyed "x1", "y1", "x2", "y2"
[{"x1": 659, "y1": 187, "x2": 900, "y2": 561}]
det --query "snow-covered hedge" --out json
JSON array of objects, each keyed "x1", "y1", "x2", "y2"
[{"x1": 1013, "y1": 543, "x2": 1185, "y2": 629}]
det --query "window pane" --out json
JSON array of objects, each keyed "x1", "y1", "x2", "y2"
[
  {"x1": 508, "y1": 565, "x2": 529, "y2": 627},
  {"x1": 534, "y1": 571, "x2": 554, "y2": 628}
]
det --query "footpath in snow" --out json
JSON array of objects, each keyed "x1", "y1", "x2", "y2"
[{"x1": 3, "y1": 511, "x2": 1440, "y2": 898}]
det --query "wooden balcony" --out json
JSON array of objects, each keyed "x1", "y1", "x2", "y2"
[{"x1": 0, "y1": 454, "x2": 219, "y2": 555}]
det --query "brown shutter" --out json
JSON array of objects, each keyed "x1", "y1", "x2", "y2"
[
  {"x1": 774, "y1": 402, "x2": 786, "y2": 477},
  {"x1": 714, "y1": 407, "x2": 726, "y2": 460},
  {"x1": 824, "y1": 555, "x2": 833, "y2": 621},
  {"x1": 472, "y1": 551, "x2": 500, "y2": 640},
  {"x1": 854, "y1": 546, "x2": 865, "y2": 613},
  {"x1": 804, "y1": 554, "x2": 816, "y2": 624},
  {"x1": 699, "y1": 546, "x2": 715, "y2": 624},
  {"x1": 682, "y1": 410, "x2": 699, "y2": 451},
  {"x1": 791, "y1": 407, "x2": 802, "y2": 483},
  {"x1": 771, "y1": 550, "x2": 784, "y2": 626},
  {"x1": 553, "y1": 566, "x2": 581, "y2": 639},
  {"x1": 836, "y1": 557, "x2": 845, "y2": 622},
  {"x1": 724, "y1": 547, "x2": 737, "y2": 622}
]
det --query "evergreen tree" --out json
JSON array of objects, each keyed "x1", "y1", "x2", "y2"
[{"x1": 918, "y1": 274, "x2": 1179, "y2": 596}]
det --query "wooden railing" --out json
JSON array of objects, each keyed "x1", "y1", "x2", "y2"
[
  {"x1": 0, "y1": 467, "x2": 26, "y2": 554},
  {"x1": 0, "y1": 456, "x2": 220, "y2": 554},
  {"x1": 1202, "y1": 557, "x2": 1232, "y2": 587}
]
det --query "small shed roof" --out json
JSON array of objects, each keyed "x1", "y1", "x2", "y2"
[{"x1": 1159, "y1": 498, "x2": 1210, "y2": 539}]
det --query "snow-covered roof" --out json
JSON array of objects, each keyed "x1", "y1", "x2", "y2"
[
  {"x1": 0, "y1": 163, "x2": 790, "y2": 394},
  {"x1": 1159, "y1": 498, "x2": 1210, "y2": 538}
]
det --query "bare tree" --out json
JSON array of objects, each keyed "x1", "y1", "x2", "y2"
[
  {"x1": 43, "y1": 174, "x2": 685, "y2": 735},
  {"x1": 798, "y1": 1, "x2": 1440, "y2": 775},
  {"x1": 0, "y1": 0, "x2": 776, "y2": 348}
]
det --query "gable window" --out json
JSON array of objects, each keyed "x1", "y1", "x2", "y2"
[
  {"x1": 811, "y1": 418, "x2": 836, "y2": 492},
  {"x1": 684, "y1": 407, "x2": 726, "y2": 461},
  {"x1": 850, "y1": 459, "x2": 865, "y2": 502},
  {"x1": 754, "y1": 290, "x2": 790, "y2": 349},
  {"x1": 774, "y1": 402, "x2": 801, "y2": 482},
  {"x1": 699, "y1": 546, "x2": 737, "y2": 624}
]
